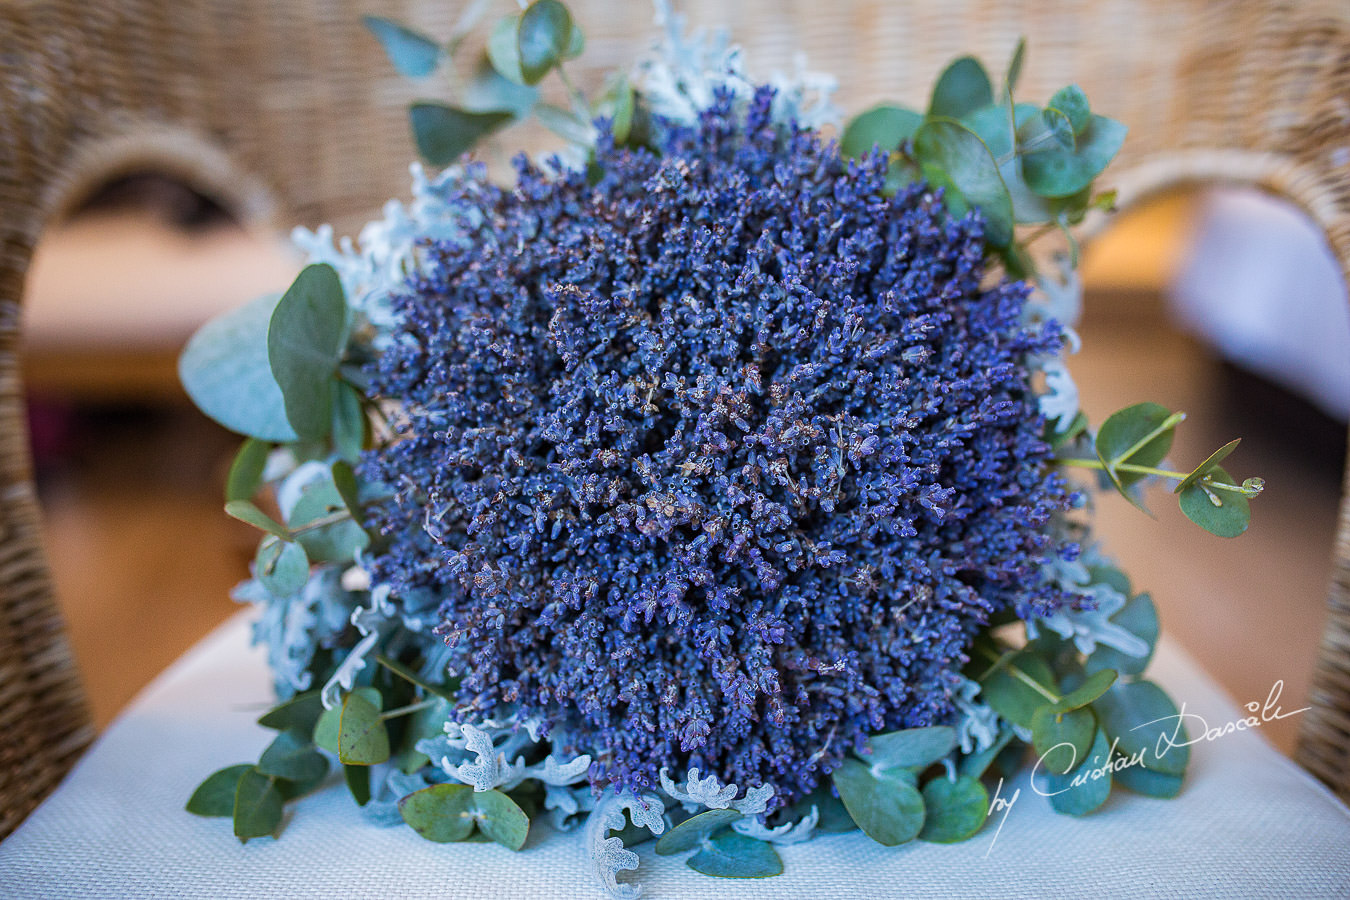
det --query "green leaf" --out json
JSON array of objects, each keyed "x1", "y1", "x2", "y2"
[
  {"x1": 225, "y1": 438, "x2": 271, "y2": 503},
  {"x1": 487, "y1": 15, "x2": 528, "y2": 85},
  {"x1": 1052, "y1": 669, "x2": 1117, "y2": 713},
  {"x1": 655, "y1": 808, "x2": 743, "y2": 855},
  {"x1": 409, "y1": 103, "x2": 514, "y2": 166},
  {"x1": 1174, "y1": 439, "x2": 1241, "y2": 493},
  {"x1": 464, "y1": 53, "x2": 538, "y2": 116},
  {"x1": 563, "y1": 20, "x2": 585, "y2": 60},
  {"x1": 958, "y1": 726, "x2": 1016, "y2": 780},
  {"x1": 313, "y1": 687, "x2": 381, "y2": 753},
  {"x1": 1086, "y1": 592, "x2": 1158, "y2": 677},
  {"x1": 1178, "y1": 465, "x2": 1251, "y2": 537},
  {"x1": 606, "y1": 76, "x2": 636, "y2": 145},
  {"x1": 788, "y1": 786, "x2": 856, "y2": 833},
  {"x1": 1094, "y1": 402, "x2": 1181, "y2": 492},
  {"x1": 1113, "y1": 761, "x2": 1184, "y2": 798},
  {"x1": 179, "y1": 293, "x2": 297, "y2": 441},
  {"x1": 339, "y1": 690, "x2": 391, "y2": 765},
  {"x1": 1031, "y1": 706, "x2": 1097, "y2": 775},
  {"x1": 399, "y1": 783, "x2": 476, "y2": 842},
  {"x1": 863, "y1": 725, "x2": 956, "y2": 770},
  {"x1": 257, "y1": 729, "x2": 328, "y2": 785},
  {"x1": 397, "y1": 696, "x2": 453, "y2": 774},
  {"x1": 1047, "y1": 84, "x2": 1090, "y2": 135},
  {"x1": 912, "y1": 118, "x2": 1014, "y2": 247},
  {"x1": 1092, "y1": 680, "x2": 1189, "y2": 776},
  {"x1": 830, "y1": 758, "x2": 925, "y2": 847},
  {"x1": 840, "y1": 105, "x2": 923, "y2": 158},
  {"x1": 332, "y1": 381, "x2": 366, "y2": 463},
  {"x1": 187, "y1": 764, "x2": 252, "y2": 817},
  {"x1": 1041, "y1": 727, "x2": 1112, "y2": 816},
  {"x1": 225, "y1": 500, "x2": 289, "y2": 539},
  {"x1": 687, "y1": 830, "x2": 784, "y2": 878},
  {"x1": 1022, "y1": 114, "x2": 1127, "y2": 198},
  {"x1": 257, "y1": 536, "x2": 309, "y2": 598},
  {"x1": 1002, "y1": 39, "x2": 1026, "y2": 101},
  {"x1": 473, "y1": 789, "x2": 531, "y2": 851},
  {"x1": 363, "y1": 15, "x2": 442, "y2": 78},
  {"x1": 290, "y1": 476, "x2": 368, "y2": 563},
  {"x1": 929, "y1": 56, "x2": 993, "y2": 119},
  {"x1": 258, "y1": 690, "x2": 325, "y2": 733},
  {"x1": 345, "y1": 763, "x2": 372, "y2": 806},
  {"x1": 918, "y1": 775, "x2": 988, "y2": 843},
  {"x1": 275, "y1": 765, "x2": 328, "y2": 802},
  {"x1": 517, "y1": 0, "x2": 572, "y2": 85},
  {"x1": 268, "y1": 264, "x2": 347, "y2": 441},
  {"x1": 1039, "y1": 107, "x2": 1075, "y2": 150},
  {"x1": 233, "y1": 768, "x2": 284, "y2": 842},
  {"x1": 977, "y1": 648, "x2": 1059, "y2": 728},
  {"x1": 534, "y1": 103, "x2": 596, "y2": 146},
  {"x1": 375, "y1": 655, "x2": 459, "y2": 701}
]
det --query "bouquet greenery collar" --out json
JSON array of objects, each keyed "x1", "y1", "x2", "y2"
[{"x1": 179, "y1": 2, "x2": 1263, "y2": 895}]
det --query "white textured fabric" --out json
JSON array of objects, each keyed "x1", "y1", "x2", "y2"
[{"x1": 3, "y1": 613, "x2": 1349, "y2": 898}]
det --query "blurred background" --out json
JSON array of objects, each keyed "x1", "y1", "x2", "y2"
[{"x1": 14, "y1": 5, "x2": 1348, "y2": 760}]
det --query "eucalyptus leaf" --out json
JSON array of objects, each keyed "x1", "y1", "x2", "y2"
[
  {"x1": 1052, "y1": 669, "x2": 1117, "y2": 713},
  {"x1": 187, "y1": 764, "x2": 252, "y2": 817},
  {"x1": 233, "y1": 768, "x2": 284, "y2": 842},
  {"x1": 258, "y1": 729, "x2": 329, "y2": 784},
  {"x1": 1174, "y1": 439, "x2": 1241, "y2": 493},
  {"x1": 1039, "y1": 107, "x2": 1075, "y2": 150},
  {"x1": 1002, "y1": 39, "x2": 1026, "y2": 101},
  {"x1": 487, "y1": 15, "x2": 528, "y2": 85},
  {"x1": 1113, "y1": 761, "x2": 1185, "y2": 798},
  {"x1": 1031, "y1": 706, "x2": 1097, "y2": 775},
  {"x1": 257, "y1": 536, "x2": 309, "y2": 598},
  {"x1": 339, "y1": 690, "x2": 391, "y2": 765},
  {"x1": 687, "y1": 830, "x2": 784, "y2": 878},
  {"x1": 345, "y1": 763, "x2": 372, "y2": 806},
  {"x1": 862, "y1": 725, "x2": 956, "y2": 770},
  {"x1": 268, "y1": 264, "x2": 347, "y2": 441},
  {"x1": 1086, "y1": 592, "x2": 1159, "y2": 677},
  {"x1": 1095, "y1": 402, "x2": 1180, "y2": 491},
  {"x1": 789, "y1": 786, "x2": 856, "y2": 833},
  {"x1": 958, "y1": 726, "x2": 1016, "y2": 780},
  {"x1": 1092, "y1": 680, "x2": 1189, "y2": 776},
  {"x1": 918, "y1": 775, "x2": 988, "y2": 843},
  {"x1": 313, "y1": 687, "x2": 381, "y2": 753},
  {"x1": 225, "y1": 500, "x2": 290, "y2": 539},
  {"x1": 464, "y1": 53, "x2": 538, "y2": 116},
  {"x1": 517, "y1": 0, "x2": 572, "y2": 84},
  {"x1": 1041, "y1": 727, "x2": 1112, "y2": 816},
  {"x1": 332, "y1": 381, "x2": 366, "y2": 463},
  {"x1": 375, "y1": 654, "x2": 458, "y2": 701},
  {"x1": 473, "y1": 789, "x2": 531, "y2": 850},
  {"x1": 534, "y1": 103, "x2": 597, "y2": 146},
  {"x1": 830, "y1": 758, "x2": 925, "y2": 847},
  {"x1": 840, "y1": 105, "x2": 923, "y2": 158},
  {"x1": 290, "y1": 476, "x2": 368, "y2": 563},
  {"x1": 179, "y1": 293, "x2": 297, "y2": 441},
  {"x1": 410, "y1": 103, "x2": 514, "y2": 166},
  {"x1": 363, "y1": 15, "x2": 443, "y2": 78},
  {"x1": 400, "y1": 783, "x2": 476, "y2": 842},
  {"x1": 1022, "y1": 114, "x2": 1127, "y2": 198},
  {"x1": 1178, "y1": 465, "x2": 1251, "y2": 537},
  {"x1": 607, "y1": 76, "x2": 636, "y2": 145},
  {"x1": 929, "y1": 56, "x2": 994, "y2": 119},
  {"x1": 912, "y1": 118, "x2": 1014, "y2": 246},
  {"x1": 655, "y1": 809, "x2": 743, "y2": 855},
  {"x1": 977, "y1": 649, "x2": 1058, "y2": 728},
  {"x1": 275, "y1": 765, "x2": 328, "y2": 802},
  {"x1": 1047, "y1": 84, "x2": 1091, "y2": 135},
  {"x1": 226, "y1": 438, "x2": 271, "y2": 503},
  {"x1": 258, "y1": 690, "x2": 325, "y2": 733}
]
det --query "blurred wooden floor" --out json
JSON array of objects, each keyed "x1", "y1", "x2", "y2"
[{"x1": 24, "y1": 196, "x2": 1346, "y2": 757}]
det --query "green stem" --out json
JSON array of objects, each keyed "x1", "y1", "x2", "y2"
[
  {"x1": 380, "y1": 699, "x2": 439, "y2": 721},
  {"x1": 974, "y1": 643, "x2": 1059, "y2": 703},
  {"x1": 1058, "y1": 457, "x2": 1258, "y2": 495},
  {"x1": 555, "y1": 63, "x2": 589, "y2": 118},
  {"x1": 1111, "y1": 411, "x2": 1186, "y2": 469},
  {"x1": 290, "y1": 510, "x2": 353, "y2": 534}
]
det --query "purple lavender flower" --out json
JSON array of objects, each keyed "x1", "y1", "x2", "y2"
[{"x1": 362, "y1": 86, "x2": 1078, "y2": 806}]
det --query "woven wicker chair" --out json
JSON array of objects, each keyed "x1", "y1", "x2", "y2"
[{"x1": 1, "y1": 0, "x2": 1348, "y2": 841}]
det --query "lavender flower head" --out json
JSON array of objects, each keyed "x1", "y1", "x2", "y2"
[{"x1": 362, "y1": 86, "x2": 1078, "y2": 807}]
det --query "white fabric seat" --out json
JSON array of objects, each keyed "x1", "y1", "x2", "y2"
[{"x1": 2, "y1": 613, "x2": 1348, "y2": 899}]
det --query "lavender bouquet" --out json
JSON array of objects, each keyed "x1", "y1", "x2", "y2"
[{"x1": 179, "y1": 3, "x2": 1263, "y2": 895}]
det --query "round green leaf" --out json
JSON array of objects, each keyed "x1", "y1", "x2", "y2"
[
  {"x1": 487, "y1": 15, "x2": 528, "y2": 85},
  {"x1": 687, "y1": 830, "x2": 784, "y2": 878},
  {"x1": 787, "y1": 786, "x2": 856, "y2": 833},
  {"x1": 464, "y1": 53, "x2": 538, "y2": 117},
  {"x1": 409, "y1": 103, "x2": 514, "y2": 166},
  {"x1": 1174, "y1": 439, "x2": 1241, "y2": 493},
  {"x1": 863, "y1": 725, "x2": 956, "y2": 770},
  {"x1": 1086, "y1": 592, "x2": 1159, "y2": 677},
  {"x1": 1022, "y1": 114, "x2": 1127, "y2": 198},
  {"x1": 257, "y1": 690, "x2": 324, "y2": 733},
  {"x1": 233, "y1": 768, "x2": 284, "y2": 842},
  {"x1": 977, "y1": 649, "x2": 1058, "y2": 728},
  {"x1": 363, "y1": 15, "x2": 442, "y2": 78},
  {"x1": 1038, "y1": 107, "x2": 1075, "y2": 150},
  {"x1": 225, "y1": 438, "x2": 271, "y2": 503},
  {"x1": 258, "y1": 729, "x2": 328, "y2": 784},
  {"x1": 1114, "y1": 760, "x2": 1184, "y2": 798},
  {"x1": 912, "y1": 118, "x2": 1014, "y2": 247},
  {"x1": 918, "y1": 775, "x2": 988, "y2": 843},
  {"x1": 399, "y1": 783, "x2": 475, "y2": 842},
  {"x1": 1040, "y1": 727, "x2": 1112, "y2": 816},
  {"x1": 345, "y1": 763, "x2": 372, "y2": 806},
  {"x1": 268, "y1": 264, "x2": 347, "y2": 441},
  {"x1": 290, "y1": 476, "x2": 369, "y2": 564},
  {"x1": 179, "y1": 293, "x2": 297, "y2": 441},
  {"x1": 313, "y1": 687, "x2": 381, "y2": 753},
  {"x1": 655, "y1": 808, "x2": 742, "y2": 855},
  {"x1": 1179, "y1": 465, "x2": 1251, "y2": 537},
  {"x1": 1094, "y1": 402, "x2": 1180, "y2": 490},
  {"x1": 187, "y1": 764, "x2": 252, "y2": 817},
  {"x1": 275, "y1": 763, "x2": 329, "y2": 801},
  {"x1": 830, "y1": 758, "x2": 925, "y2": 847},
  {"x1": 1092, "y1": 680, "x2": 1189, "y2": 776},
  {"x1": 1031, "y1": 706, "x2": 1097, "y2": 775},
  {"x1": 840, "y1": 105, "x2": 923, "y2": 158},
  {"x1": 517, "y1": 0, "x2": 571, "y2": 85},
  {"x1": 929, "y1": 56, "x2": 994, "y2": 119},
  {"x1": 473, "y1": 789, "x2": 531, "y2": 851},
  {"x1": 1047, "y1": 84, "x2": 1090, "y2": 135},
  {"x1": 958, "y1": 726, "x2": 1016, "y2": 780},
  {"x1": 257, "y1": 536, "x2": 310, "y2": 598},
  {"x1": 1053, "y1": 669, "x2": 1117, "y2": 713},
  {"x1": 225, "y1": 500, "x2": 289, "y2": 539},
  {"x1": 339, "y1": 690, "x2": 391, "y2": 765},
  {"x1": 332, "y1": 381, "x2": 366, "y2": 463}
]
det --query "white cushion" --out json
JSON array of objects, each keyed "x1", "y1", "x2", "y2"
[{"x1": 3, "y1": 613, "x2": 1348, "y2": 898}]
